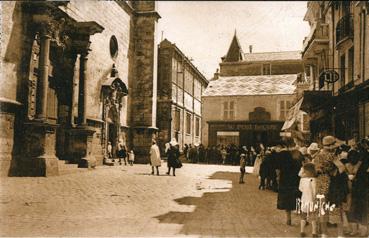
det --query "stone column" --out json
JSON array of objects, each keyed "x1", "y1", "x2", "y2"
[
  {"x1": 70, "y1": 55, "x2": 80, "y2": 126},
  {"x1": 35, "y1": 25, "x2": 51, "y2": 121},
  {"x1": 78, "y1": 50, "x2": 90, "y2": 126},
  {"x1": 12, "y1": 19, "x2": 60, "y2": 176}
]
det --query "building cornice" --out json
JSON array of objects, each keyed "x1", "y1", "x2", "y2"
[
  {"x1": 115, "y1": 1, "x2": 134, "y2": 15},
  {"x1": 220, "y1": 59, "x2": 302, "y2": 66},
  {"x1": 160, "y1": 39, "x2": 208, "y2": 85}
]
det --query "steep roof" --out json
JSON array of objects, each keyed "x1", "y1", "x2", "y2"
[
  {"x1": 203, "y1": 74, "x2": 297, "y2": 97},
  {"x1": 223, "y1": 31, "x2": 244, "y2": 62},
  {"x1": 242, "y1": 51, "x2": 302, "y2": 62}
]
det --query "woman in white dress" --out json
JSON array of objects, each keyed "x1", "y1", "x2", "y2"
[{"x1": 150, "y1": 140, "x2": 161, "y2": 175}]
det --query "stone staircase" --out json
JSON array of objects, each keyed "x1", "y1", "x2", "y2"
[
  {"x1": 103, "y1": 158, "x2": 124, "y2": 166},
  {"x1": 58, "y1": 160, "x2": 88, "y2": 176}
]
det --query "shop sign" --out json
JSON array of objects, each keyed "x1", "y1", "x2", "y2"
[
  {"x1": 210, "y1": 123, "x2": 280, "y2": 131},
  {"x1": 319, "y1": 70, "x2": 339, "y2": 84}
]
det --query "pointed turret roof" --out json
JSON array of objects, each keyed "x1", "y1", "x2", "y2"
[{"x1": 224, "y1": 30, "x2": 244, "y2": 62}]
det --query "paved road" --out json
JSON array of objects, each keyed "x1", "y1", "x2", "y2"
[{"x1": 0, "y1": 162, "x2": 325, "y2": 237}]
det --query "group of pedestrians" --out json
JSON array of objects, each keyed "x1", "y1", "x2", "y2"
[
  {"x1": 252, "y1": 136, "x2": 369, "y2": 237},
  {"x1": 106, "y1": 139, "x2": 135, "y2": 166},
  {"x1": 183, "y1": 143, "x2": 259, "y2": 165},
  {"x1": 149, "y1": 139, "x2": 182, "y2": 176}
]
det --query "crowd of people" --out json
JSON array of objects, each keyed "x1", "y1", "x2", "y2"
[
  {"x1": 251, "y1": 135, "x2": 369, "y2": 237},
  {"x1": 182, "y1": 143, "x2": 260, "y2": 166}
]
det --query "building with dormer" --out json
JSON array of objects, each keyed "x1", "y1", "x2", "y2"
[{"x1": 202, "y1": 32, "x2": 304, "y2": 147}]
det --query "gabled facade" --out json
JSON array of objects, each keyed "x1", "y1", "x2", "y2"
[{"x1": 202, "y1": 34, "x2": 304, "y2": 148}]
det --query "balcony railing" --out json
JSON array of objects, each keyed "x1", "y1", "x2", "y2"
[
  {"x1": 302, "y1": 20, "x2": 329, "y2": 55},
  {"x1": 336, "y1": 14, "x2": 353, "y2": 45}
]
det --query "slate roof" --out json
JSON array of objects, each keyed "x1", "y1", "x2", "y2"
[
  {"x1": 203, "y1": 74, "x2": 297, "y2": 97},
  {"x1": 242, "y1": 51, "x2": 302, "y2": 62}
]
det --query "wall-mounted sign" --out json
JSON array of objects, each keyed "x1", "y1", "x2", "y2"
[{"x1": 319, "y1": 70, "x2": 339, "y2": 84}]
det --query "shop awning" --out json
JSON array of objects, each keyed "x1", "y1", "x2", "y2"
[
  {"x1": 281, "y1": 98, "x2": 304, "y2": 131},
  {"x1": 300, "y1": 90, "x2": 332, "y2": 113}
]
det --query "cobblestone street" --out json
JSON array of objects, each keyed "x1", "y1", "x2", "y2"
[{"x1": 0, "y1": 163, "x2": 314, "y2": 237}]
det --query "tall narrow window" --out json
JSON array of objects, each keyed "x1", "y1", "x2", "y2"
[
  {"x1": 262, "y1": 64, "x2": 271, "y2": 75},
  {"x1": 195, "y1": 117, "x2": 200, "y2": 137},
  {"x1": 229, "y1": 101, "x2": 235, "y2": 120},
  {"x1": 279, "y1": 100, "x2": 291, "y2": 120},
  {"x1": 172, "y1": 58, "x2": 177, "y2": 84},
  {"x1": 223, "y1": 101, "x2": 235, "y2": 120},
  {"x1": 223, "y1": 101, "x2": 228, "y2": 120},
  {"x1": 340, "y1": 54, "x2": 346, "y2": 87},
  {"x1": 186, "y1": 112, "x2": 191, "y2": 134},
  {"x1": 348, "y1": 47, "x2": 354, "y2": 82},
  {"x1": 174, "y1": 109, "x2": 180, "y2": 132}
]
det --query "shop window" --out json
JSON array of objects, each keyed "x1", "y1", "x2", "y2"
[{"x1": 186, "y1": 112, "x2": 191, "y2": 134}]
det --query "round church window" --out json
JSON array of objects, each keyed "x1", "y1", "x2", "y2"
[{"x1": 109, "y1": 35, "x2": 118, "y2": 59}]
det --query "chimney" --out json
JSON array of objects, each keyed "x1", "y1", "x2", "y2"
[
  {"x1": 249, "y1": 45, "x2": 253, "y2": 53},
  {"x1": 213, "y1": 68, "x2": 219, "y2": 80}
]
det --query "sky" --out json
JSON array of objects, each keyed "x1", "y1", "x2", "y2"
[{"x1": 156, "y1": 1, "x2": 310, "y2": 79}]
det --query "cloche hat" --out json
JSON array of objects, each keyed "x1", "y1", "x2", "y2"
[{"x1": 322, "y1": 136, "x2": 340, "y2": 150}]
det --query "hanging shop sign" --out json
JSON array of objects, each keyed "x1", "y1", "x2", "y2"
[{"x1": 319, "y1": 70, "x2": 340, "y2": 84}]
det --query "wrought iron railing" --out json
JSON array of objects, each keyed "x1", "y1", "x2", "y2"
[{"x1": 336, "y1": 14, "x2": 353, "y2": 45}]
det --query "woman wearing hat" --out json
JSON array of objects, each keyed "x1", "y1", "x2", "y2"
[
  {"x1": 313, "y1": 135, "x2": 347, "y2": 238},
  {"x1": 166, "y1": 138, "x2": 180, "y2": 176},
  {"x1": 307, "y1": 143, "x2": 320, "y2": 163}
]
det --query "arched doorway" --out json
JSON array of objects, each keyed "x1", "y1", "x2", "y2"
[
  {"x1": 106, "y1": 107, "x2": 119, "y2": 157},
  {"x1": 101, "y1": 65, "x2": 128, "y2": 159}
]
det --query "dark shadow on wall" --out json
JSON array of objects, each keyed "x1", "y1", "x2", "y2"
[
  {"x1": 4, "y1": 2, "x2": 35, "y2": 176},
  {"x1": 154, "y1": 172, "x2": 304, "y2": 237}
]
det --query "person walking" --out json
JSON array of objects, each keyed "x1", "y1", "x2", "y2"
[
  {"x1": 117, "y1": 140, "x2": 127, "y2": 165},
  {"x1": 166, "y1": 138, "x2": 180, "y2": 176},
  {"x1": 128, "y1": 148, "x2": 134, "y2": 166},
  {"x1": 275, "y1": 141, "x2": 303, "y2": 226},
  {"x1": 298, "y1": 163, "x2": 318, "y2": 237},
  {"x1": 150, "y1": 140, "x2": 161, "y2": 176},
  {"x1": 239, "y1": 153, "x2": 247, "y2": 184}
]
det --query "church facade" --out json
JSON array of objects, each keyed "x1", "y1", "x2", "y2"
[
  {"x1": 202, "y1": 33, "x2": 304, "y2": 147},
  {"x1": 0, "y1": 1, "x2": 160, "y2": 176}
]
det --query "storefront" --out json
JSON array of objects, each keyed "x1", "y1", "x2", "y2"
[{"x1": 208, "y1": 121, "x2": 283, "y2": 147}]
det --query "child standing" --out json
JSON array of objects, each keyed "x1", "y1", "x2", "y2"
[
  {"x1": 128, "y1": 149, "x2": 135, "y2": 166},
  {"x1": 107, "y1": 141, "x2": 113, "y2": 158},
  {"x1": 239, "y1": 153, "x2": 246, "y2": 184},
  {"x1": 298, "y1": 163, "x2": 318, "y2": 237}
]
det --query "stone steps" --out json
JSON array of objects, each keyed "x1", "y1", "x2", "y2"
[
  {"x1": 103, "y1": 158, "x2": 124, "y2": 166},
  {"x1": 58, "y1": 160, "x2": 88, "y2": 176}
]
